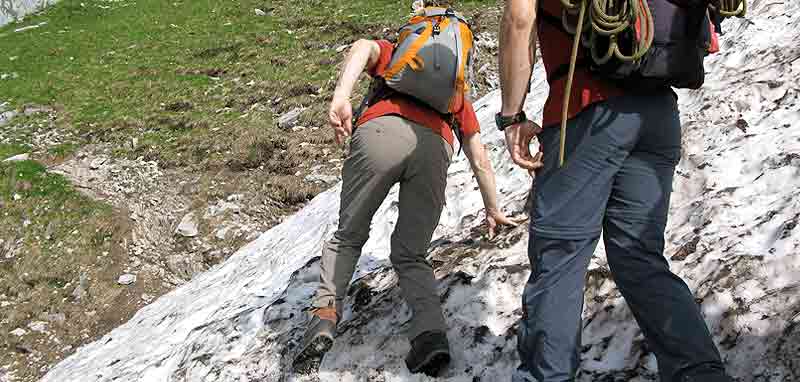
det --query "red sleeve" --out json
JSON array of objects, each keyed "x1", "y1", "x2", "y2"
[
  {"x1": 456, "y1": 101, "x2": 481, "y2": 138},
  {"x1": 367, "y1": 40, "x2": 394, "y2": 77}
]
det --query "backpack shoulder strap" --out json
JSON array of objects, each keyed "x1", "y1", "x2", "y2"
[
  {"x1": 351, "y1": 77, "x2": 393, "y2": 127},
  {"x1": 448, "y1": 113, "x2": 464, "y2": 156}
]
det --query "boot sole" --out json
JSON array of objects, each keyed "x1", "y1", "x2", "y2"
[
  {"x1": 409, "y1": 350, "x2": 450, "y2": 377},
  {"x1": 292, "y1": 333, "x2": 334, "y2": 372}
]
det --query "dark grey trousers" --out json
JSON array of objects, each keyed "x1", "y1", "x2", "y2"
[
  {"x1": 514, "y1": 90, "x2": 726, "y2": 382},
  {"x1": 313, "y1": 115, "x2": 453, "y2": 339}
]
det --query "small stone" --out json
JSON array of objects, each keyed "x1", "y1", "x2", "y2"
[
  {"x1": 215, "y1": 226, "x2": 231, "y2": 240},
  {"x1": 89, "y1": 157, "x2": 107, "y2": 170},
  {"x1": 305, "y1": 173, "x2": 339, "y2": 184},
  {"x1": 2, "y1": 153, "x2": 29, "y2": 162},
  {"x1": 10, "y1": 328, "x2": 26, "y2": 337},
  {"x1": 0, "y1": 110, "x2": 18, "y2": 127},
  {"x1": 175, "y1": 212, "x2": 199, "y2": 237},
  {"x1": 291, "y1": 125, "x2": 307, "y2": 132},
  {"x1": 12, "y1": 193, "x2": 22, "y2": 201},
  {"x1": 28, "y1": 321, "x2": 48, "y2": 333},
  {"x1": 47, "y1": 313, "x2": 66, "y2": 324},
  {"x1": 71, "y1": 272, "x2": 88, "y2": 301},
  {"x1": 117, "y1": 274, "x2": 136, "y2": 285},
  {"x1": 254, "y1": 8, "x2": 266, "y2": 16},
  {"x1": 22, "y1": 104, "x2": 53, "y2": 116},
  {"x1": 735, "y1": 118, "x2": 748, "y2": 133},
  {"x1": 336, "y1": 44, "x2": 349, "y2": 53},
  {"x1": 277, "y1": 107, "x2": 304, "y2": 130}
]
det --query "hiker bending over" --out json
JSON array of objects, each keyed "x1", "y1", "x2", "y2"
[
  {"x1": 294, "y1": 7, "x2": 516, "y2": 377},
  {"x1": 497, "y1": 0, "x2": 733, "y2": 381}
]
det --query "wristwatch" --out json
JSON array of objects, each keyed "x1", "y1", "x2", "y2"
[{"x1": 495, "y1": 110, "x2": 527, "y2": 131}]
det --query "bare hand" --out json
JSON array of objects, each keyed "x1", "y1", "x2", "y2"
[
  {"x1": 328, "y1": 96, "x2": 353, "y2": 145},
  {"x1": 486, "y1": 209, "x2": 525, "y2": 239},
  {"x1": 503, "y1": 120, "x2": 544, "y2": 174}
]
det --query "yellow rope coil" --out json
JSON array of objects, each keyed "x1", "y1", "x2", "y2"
[{"x1": 554, "y1": 0, "x2": 745, "y2": 167}]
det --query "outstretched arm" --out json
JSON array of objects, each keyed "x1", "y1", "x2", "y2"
[
  {"x1": 329, "y1": 39, "x2": 382, "y2": 145},
  {"x1": 463, "y1": 132, "x2": 521, "y2": 238}
]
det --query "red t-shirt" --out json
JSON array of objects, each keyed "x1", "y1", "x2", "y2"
[
  {"x1": 537, "y1": 0, "x2": 623, "y2": 128},
  {"x1": 355, "y1": 40, "x2": 480, "y2": 147}
]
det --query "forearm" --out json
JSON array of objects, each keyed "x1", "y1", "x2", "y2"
[
  {"x1": 465, "y1": 136, "x2": 501, "y2": 213},
  {"x1": 333, "y1": 40, "x2": 378, "y2": 100},
  {"x1": 472, "y1": 156, "x2": 501, "y2": 213},
  {"x1": 499, "y1": 0, "x2": 538, "y2": 116}
]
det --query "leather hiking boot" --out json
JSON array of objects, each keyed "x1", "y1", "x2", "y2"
[
  {"x1": 682, "y1": 372, "x2": 734, "y2": 382},
  {"x1": 292, "y1": 307, "x2": 337, "y2": 372},
  {"x1": 681, "y1": 365, "x2": 734, "y2": 382},
  {"x1": 405, "y1": 331, "x2": 451, "y2": 377}
]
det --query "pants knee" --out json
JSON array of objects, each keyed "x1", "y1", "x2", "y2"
[{"x1": 331, "y1": 229, "x2": 369, "y2": 249}]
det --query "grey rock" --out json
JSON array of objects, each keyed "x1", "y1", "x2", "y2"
[
  {"x1": 215, "y1": 226, "x2": 231, "y2": 240},
  {"x1": 165, "y1": 254, "x2": 205, "y2": 280},
  {"x1": 277, "y1": 107, "x2": 304, "y2": 130},
  {"x1": 254, "y1": 8, "x2": 266, "y2": 16},
  {"x1": 46, "y1": 313, "x2": 67, "y2": 324},
  {"x1": 10, "y1": 328, "x2": 26, "y2": 337},
  {"x1": 28, "y1": 321, "x2": 48, "y2": 333},
  {"x1": 304, "y1": 173, "x2": 339, "y2": 184},
  {"x1": 2, "y1": 153, "x2": 29, "y2": 162},
  {"x1": 22, "y1": 104, "x2": 53, "y2": 116},
  {"x1": 13, "y1": 22, "x2": 47, "y2": 33},
  {"x1": 1, "y1": 2, "x2": 58, "y2": 27},
  {"x1": 89, "y1": 157, "x2": 107, "y2": 170},
  {"x1": 175, "y1": 212, "x2": 199, "y2": 237},
  {"x1": 71, "y1": 272, "x2": 88, "y2": 301},
  {"x1": 117, "y1": 274, "x2": 136, "y2": 286},
  {"x1": 0, "y1": 110, "x2": 17, "y2": 127}
]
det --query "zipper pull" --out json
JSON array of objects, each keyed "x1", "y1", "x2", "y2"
[{"x1": 433, "y1": 19, "x2": 441, "y2": 35}]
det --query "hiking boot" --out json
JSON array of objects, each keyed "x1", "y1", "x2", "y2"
[
  {"x1": 682, "y1": 373, "x2": 734, "y2": 382},
  {"x1": 681, "y1": 366, "x2": 734, "y2": 382},
  {"x1": 292, "y1": 307, "x2": 337, "y2": 372},
  {"x1": 405, "y1": 330, "x2": 451, "y2": 377}
]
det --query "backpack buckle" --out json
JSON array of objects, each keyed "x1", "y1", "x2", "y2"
[{"x1": 432, "y1": 22, "x2": 441, "y2": 35}]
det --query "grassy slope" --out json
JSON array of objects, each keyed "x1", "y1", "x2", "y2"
[{"x1": 0, "y1": 0, "x2": 487, "y2": 169}]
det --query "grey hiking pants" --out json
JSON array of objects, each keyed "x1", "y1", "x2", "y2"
[
  {"x1": 514, "y1": 90, "x2": 726, "y2": 382},
  {"x1": 312, "y1": 115, "x2": 453, "y2": 339}
]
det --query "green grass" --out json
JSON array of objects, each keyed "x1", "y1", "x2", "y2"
[
  {"x1": 0, "y1": 154, "x2": 124, "y2": 382},
  {"x1": 0, "y1": 0, "x2": 490, "y2": 170},
  {"x1": 0, "y1": 155, "x2": 114, "y2": 308}
]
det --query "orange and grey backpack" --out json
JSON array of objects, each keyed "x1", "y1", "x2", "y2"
[{"x1": 353, "y1": 7, "x2": 474, "y2": 130}]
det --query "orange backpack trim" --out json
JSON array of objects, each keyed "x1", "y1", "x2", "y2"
[
  {"x1": 449, "y1": 21, "x2": 474, "y2": 113},
  {"x1": 384, "y1": 19, "x2": 434, "y2": 79}
]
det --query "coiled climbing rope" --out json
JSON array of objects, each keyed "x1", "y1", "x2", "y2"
[{"x1": 555, "y1": 0, "x2": 746, "y2": 167}]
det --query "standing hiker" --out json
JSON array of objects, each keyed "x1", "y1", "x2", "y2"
[
  {"x1": 497, "y1": 0, "x2": 736, "y2": 381},
  {"x1": 294, "y1": 6, "x2": 517, "y2": 377}
]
